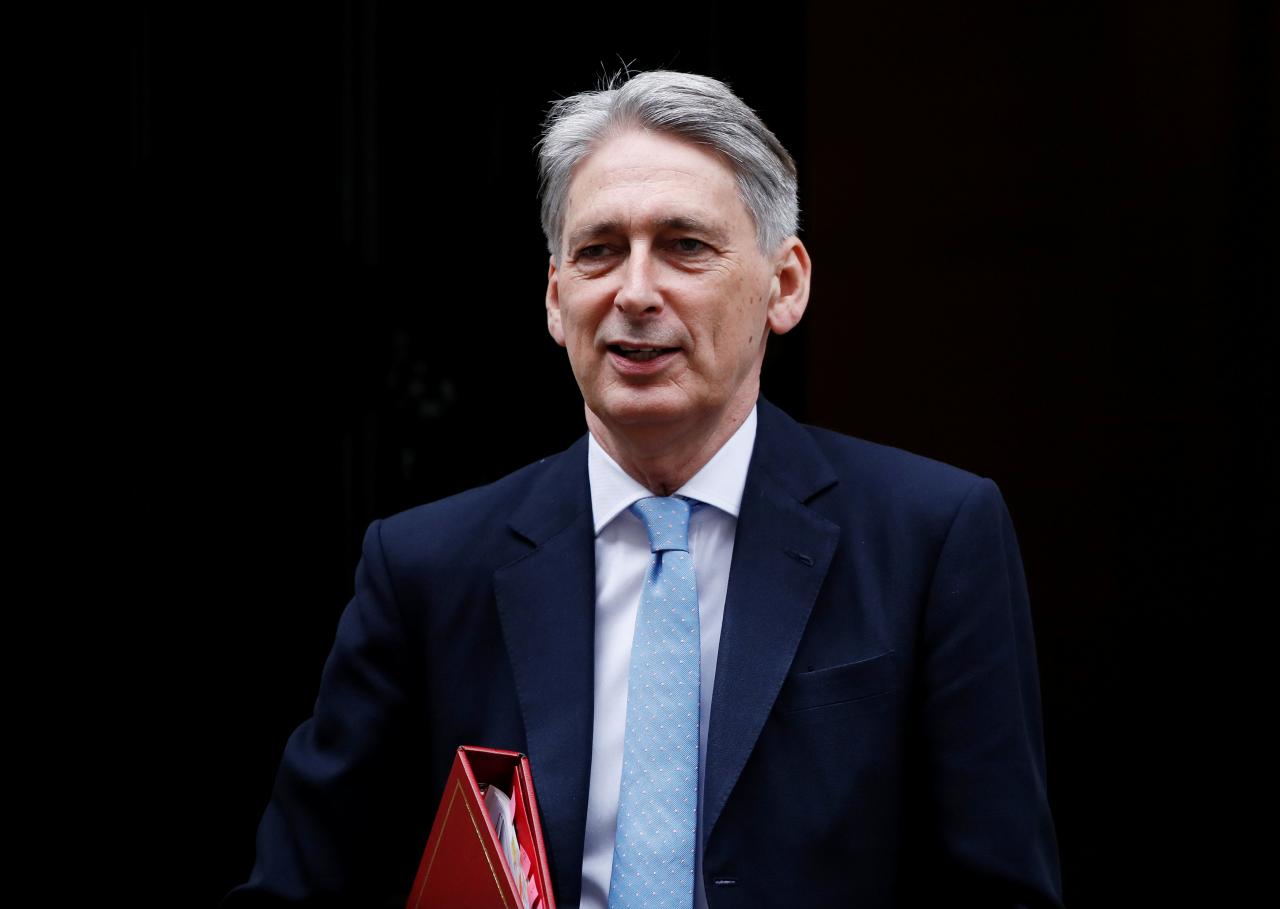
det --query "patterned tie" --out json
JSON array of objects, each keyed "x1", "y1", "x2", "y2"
[{"x1": 608, "y1": 496, "x2": 700, "y2": 909}]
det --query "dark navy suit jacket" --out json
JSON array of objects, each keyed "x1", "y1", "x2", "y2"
[{"x1": 226, "y1": 398, "x2": 1063, "y2": 907}]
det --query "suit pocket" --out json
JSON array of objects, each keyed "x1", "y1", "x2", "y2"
[{"x1": 775, "y1": 650, "x2": 899, "y2": 713}]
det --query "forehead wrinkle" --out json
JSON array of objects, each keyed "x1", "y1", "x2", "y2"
[{"x1": 583, "y1": 158, "x2": 710, "y2": 188}]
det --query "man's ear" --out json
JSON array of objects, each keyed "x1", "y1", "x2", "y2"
[
  {"x1": 546, "y1": 254, "x2": 566, "y2": 347},
  {"x1": 766, "y1": 236, "x2": 812, "y2": 336}
]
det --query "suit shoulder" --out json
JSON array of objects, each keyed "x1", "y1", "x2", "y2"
[
  {"x1": 802, "y1": 423, "x2": 989, "y2": 517},
  {"x1": 370, "y1": 449, "x2": 567, "y2": 562}
]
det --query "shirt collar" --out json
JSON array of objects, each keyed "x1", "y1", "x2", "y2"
[{"x1": 587, "y1": 405, "x2": 758, "y2": 535}]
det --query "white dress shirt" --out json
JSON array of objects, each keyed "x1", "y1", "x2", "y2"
[{"x1": 578, "y1": 406, "x2": 758, "y2": 909}]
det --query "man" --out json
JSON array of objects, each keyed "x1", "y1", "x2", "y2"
[{"x1": 227, "y1": 71, "x2": 1062, "y2": 908}]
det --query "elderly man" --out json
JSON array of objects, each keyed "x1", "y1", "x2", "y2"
[{"x1": 226, "y1": 71, "x2": 1063, "y2": 908}]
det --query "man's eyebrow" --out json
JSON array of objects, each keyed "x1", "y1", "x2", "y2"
[
  {"x1": 565, "y1": 221, "x2": 621, "y2": 254},
  {"x1": 565, "y1": 216, "x2": 730, "y2": 253},
  {"x1": 656, "y1": 215, "x2": 729, "y2": 242}
]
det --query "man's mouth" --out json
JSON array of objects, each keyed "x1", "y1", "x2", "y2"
[{"x1": 608, "y1": 344, "x2": 680, "y2": 362}]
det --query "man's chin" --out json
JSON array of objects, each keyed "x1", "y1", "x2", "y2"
[{"x1": 586, "y1": 390, "x2": 698, "y2": 431}]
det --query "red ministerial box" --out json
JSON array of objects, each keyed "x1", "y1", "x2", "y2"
[{"x1": 406, "y1": 746, "x2": 557, "y2": 909}]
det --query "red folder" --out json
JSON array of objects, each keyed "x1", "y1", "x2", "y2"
[{"x1": 406, "y1": 746, "x2": 557, "y2": 909}]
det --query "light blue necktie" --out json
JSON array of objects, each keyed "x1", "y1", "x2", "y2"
[{"x1": 608, "y1": 496, "x2": 700, "y2": 909}]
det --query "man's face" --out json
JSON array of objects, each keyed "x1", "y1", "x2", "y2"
[{"x1": 546, "y1": 129, "x2": 800, "y2": 441}]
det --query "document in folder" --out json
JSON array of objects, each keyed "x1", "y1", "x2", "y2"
[{"x1": 406, "y1": 746, "x2": 557, "y2": 909}]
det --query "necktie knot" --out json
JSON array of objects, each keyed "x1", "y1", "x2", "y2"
[{"x1": 629, "y1": 496, "x2": 693, "y2": 553}]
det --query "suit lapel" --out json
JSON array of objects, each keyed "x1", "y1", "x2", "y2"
[
  {"x1": 703, "y1": 398, "x2": 841, "y2": 843},
  {"x1": 493, "y1": 435, "x2": 595, "y2": 907}
]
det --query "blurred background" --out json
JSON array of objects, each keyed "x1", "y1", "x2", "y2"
[{"x1": 129, "y1": 2, "x2": 1273, "y2": 904}]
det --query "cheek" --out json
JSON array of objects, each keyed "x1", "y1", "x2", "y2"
[
  {"x1": 714, "y1": 276, "x2": 754, "y2": 324},
  {"x1": 559, "y1": 306, "x2": 587, "y2": 342},
  {"x1": 564, "y1": 315, "x2": 602, "y2": 365},
  {"x1": 725, "y1": 281, "x2": 766, "y2": 339}
]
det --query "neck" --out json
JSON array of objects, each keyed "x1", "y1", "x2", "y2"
[{"x1": 585, "y1": 391, "x2": 757, "y2": 496}]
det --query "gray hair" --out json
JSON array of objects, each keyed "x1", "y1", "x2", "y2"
[{"x1": 536, "y1": 70, "x2": 799, "y2": 260}]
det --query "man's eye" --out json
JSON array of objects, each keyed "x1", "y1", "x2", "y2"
[
  {"x1": 577, "y1": 244, "x2": 609, "y2": 259},
  {"x1": 673, "y1": 238, "x2": 706, "y2": 253}
]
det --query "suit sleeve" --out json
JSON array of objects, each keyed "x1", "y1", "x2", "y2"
[
  {"x1": 223, "y1": 518, "x2": 432, "y2": 907},
  {"x1": 907, "y1": 478, "x2": 1064, "y2": 908}
]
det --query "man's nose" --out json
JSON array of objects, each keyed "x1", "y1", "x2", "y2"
[{"x1": 613, "y1": 245, "x2": 663, "y2": 316}]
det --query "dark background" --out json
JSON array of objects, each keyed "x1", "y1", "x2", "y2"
[{"x1": 130, "y1": 2, "x2": 1273, "y2": 905}]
